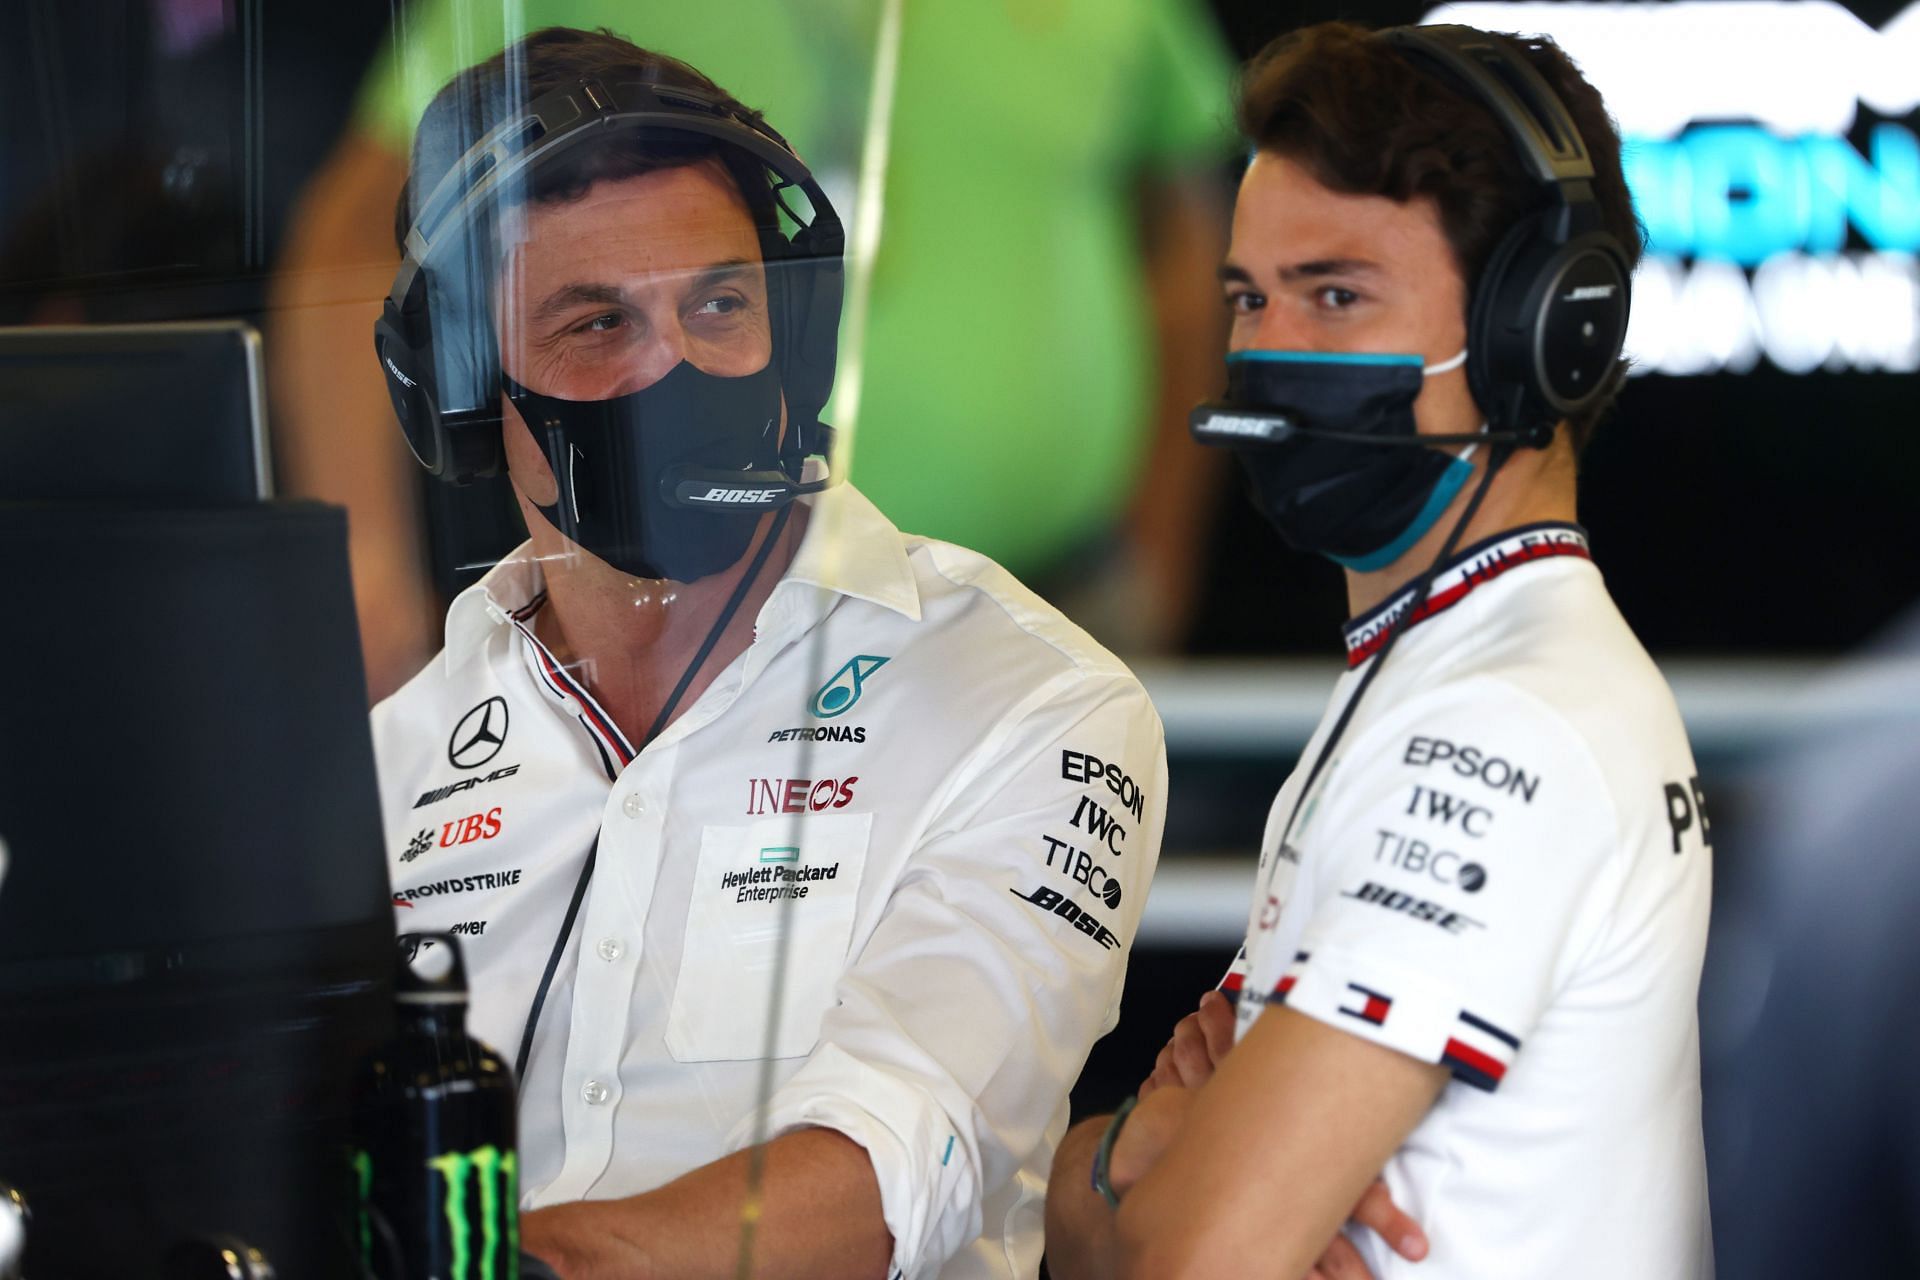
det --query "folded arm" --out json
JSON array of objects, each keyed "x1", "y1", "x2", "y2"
[{"x1": 1113, "y1": 1005, "x2": 1447, "y2": 1279}]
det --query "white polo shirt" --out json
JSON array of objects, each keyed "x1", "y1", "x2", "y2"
[
  {"x1": 1230, "y1": 523, "x2": 1714, "y2": 1279},
  {"x1": 371, "y1": 484, "x2": 1166, "y2": 1280}
]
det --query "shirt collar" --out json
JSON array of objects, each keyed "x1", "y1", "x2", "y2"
[
  {"x1": 440, "y1": 482, "x2": 920, "y2": 674},
  {"x1": 442, "y1": 545, "x2": 550, "y2": 674},
  {"x1": 777, "y1": 482, "x2": 922, "y2": 623},
  {"x1": 1341, "y1": 521, "x2": 1592, "y2": 668}
]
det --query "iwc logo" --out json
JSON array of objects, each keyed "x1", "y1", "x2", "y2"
[
  {"x1": 448, "y1": 697, "x2": 510, "y2": 770},
  {"x1": 810, "y1": 655, "x2": 889, "y2": 719}
]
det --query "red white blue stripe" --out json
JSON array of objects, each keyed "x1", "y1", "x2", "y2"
[
  {"x1": 1344, "y1": 523, "x2": 1592, "y2": 668},
  {"x1": 508, "y1": 595, "x2": 635, "y2": 780}
]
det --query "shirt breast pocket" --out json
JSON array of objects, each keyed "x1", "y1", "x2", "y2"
[{"x1": 665, "y1": 813, "x2": 872, "y2": 1063}]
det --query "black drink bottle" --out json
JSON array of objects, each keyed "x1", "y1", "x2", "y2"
[{"x1": 353, "y1": 934, "x2": 519, "y2": 1280}]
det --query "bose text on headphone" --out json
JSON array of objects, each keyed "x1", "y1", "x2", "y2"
[{"x1": 372, "y1": 76, "x2": 846, "y2": 486}]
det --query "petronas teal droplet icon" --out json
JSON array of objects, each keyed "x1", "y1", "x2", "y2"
[{"x1": 810, "y1": 655, "x2": 890, "y2": 719}]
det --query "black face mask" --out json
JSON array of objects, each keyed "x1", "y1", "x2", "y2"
[
  {"x1": 504, "y1": 360, "x2": 788, "y2": 582},
  {"x1": 1189, "y1": 350, "x2": 1478, "y2": 572}
]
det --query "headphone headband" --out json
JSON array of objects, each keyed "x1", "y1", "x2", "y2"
[
  {"x1": 1372, "y1": 24, "x2": 1632, "y2": 443},
  {"x1": 1377, "y1": 26, "x2": 1596, "y2": 190},
  {"x1": 392, "y1": 77, "x2": 842, "y2": 312}
]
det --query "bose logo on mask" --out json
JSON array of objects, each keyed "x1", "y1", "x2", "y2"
[
  {"x1": 1561, "y1": 284, "x2": 1618, "y2": 302},
  {"x1": 384, "y1": 357, "x2": 418, "y2": 389},
  {"x1": 693, "y1": 487, "x2": 781, "y2": 505}
]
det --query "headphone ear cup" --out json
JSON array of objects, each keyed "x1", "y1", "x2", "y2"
[
  {"x1": 373, "y1": 298, "x2": 508, "y2": 484},
  {"x1": 1470, "y1": 213, "x2": 1632, "y2": 450},
  {"x1": 374, "y1": 300, "x2": 450, "y2": 476},
  {"x1": 1467, "y1": 212, "x2": 1557, "y2": 444}
]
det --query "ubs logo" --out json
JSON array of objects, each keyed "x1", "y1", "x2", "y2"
[{"x1": 449, "y1": 697, "x2": 509, "y2": 770}]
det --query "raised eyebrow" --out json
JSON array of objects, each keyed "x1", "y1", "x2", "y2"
[{"x1": 1277, "y1": 258, "x2": 1382, "y2": 283}]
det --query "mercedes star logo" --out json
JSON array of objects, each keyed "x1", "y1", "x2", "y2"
[{"x1": 449, "y1": 696, "x2": 510, "y2": 769}]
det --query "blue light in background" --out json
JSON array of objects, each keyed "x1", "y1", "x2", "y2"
[{"x1": 1626, "y1": 125, "x2": 1920, "y2": 264}]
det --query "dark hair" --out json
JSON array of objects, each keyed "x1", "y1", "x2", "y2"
[
  {"x1": 397, "y1": 26, "x2": 781, "y2": 260},
  {"x1": 1236, "y1": 22, "x2": 1642, "y2": 451}
]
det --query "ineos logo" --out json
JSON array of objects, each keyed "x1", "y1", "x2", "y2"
[{"x1": 448, "y1": 697, "x2": 510, "y2": 770}]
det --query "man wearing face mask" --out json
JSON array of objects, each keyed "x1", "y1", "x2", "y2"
[
  {"x1": 1044, "y1": 23, "x2": 1713, "y2": 1280},
  {"x1": 368, "y1": 28, "x2": 1167, "y2": 1280}
]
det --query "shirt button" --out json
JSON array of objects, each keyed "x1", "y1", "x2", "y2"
[
  {"x1": 581, "y1": 1079, "x2": 611, "y2": 1106},
  {"x1": 596, "y1": 938, "x2": 624, "y2": 962},
  {"x1": 622, "y1": 793, "x2": 645, "y2": 819}
]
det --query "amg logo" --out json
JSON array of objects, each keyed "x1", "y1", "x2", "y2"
[
  {"x1": 694, "y1": 486, "x2": 780, "y2": 504},
  {"x1": 1340, "y1": 880, "x2": 1484, "y2": 935},
  {"x1": 1562, "y1": 284, "x2": 1618, "y2": 302},
  {"x1": 415, "y1": 764, "x2": 520, "y2": 809}
]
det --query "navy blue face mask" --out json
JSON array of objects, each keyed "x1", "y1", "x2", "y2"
[
  {"x1": 505, "y1": 359, "x2": 788, "y2": 583},
  {"x1": 1190, "y1": 349, "x2": 1480, "y2": 572}
]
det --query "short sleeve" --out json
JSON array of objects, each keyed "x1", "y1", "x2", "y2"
[
  {"x1": 1276, "y1": 678, "x2": 1624, "y2": 1091},
  {"x1": 1128, "y1": 0, "x2": 1237, "y2": 166}
]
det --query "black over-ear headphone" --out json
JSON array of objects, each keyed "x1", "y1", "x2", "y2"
[
  {"x1": 373, "y1": 77, "x2": 846, "y2": 485},
  {"x1": 1377, "y1": 24, "x2": 1632, "y2": 448}
]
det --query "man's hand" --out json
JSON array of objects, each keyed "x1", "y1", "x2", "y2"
[
  {"x1": 1106, "y1": 1085, "x2": 1196, "y2": 1200},
  {"x1": 1140, "y1": 990, "x2": 1236, "y2": 1098},
  {"x1": 1307, "y1": 1180, "x2": 1430, "y2": 1280}
]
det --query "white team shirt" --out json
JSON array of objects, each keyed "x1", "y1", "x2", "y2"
[
  {"x1": 371, "y1": 485, "x2": 1167, "y2": 1280},
  {"x1": 1231, "y1": 523, "x2": 1714, "y2": 1279}
]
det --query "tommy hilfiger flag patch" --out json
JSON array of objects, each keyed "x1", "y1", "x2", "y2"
[
  {"x1": 1338, "y1": 981, "x2": 1393, "y2": 1026},
  {"x1": 1441, "y1": 1010, "x2": 1521, "y2": 1091}
]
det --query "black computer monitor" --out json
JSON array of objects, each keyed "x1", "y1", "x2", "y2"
[
  {"x1": 0, "y1": 321, "x2": 271, "y2": 505},
  {"x1": 0, "y1": 322, "x2": 391, "y2": 1276}
]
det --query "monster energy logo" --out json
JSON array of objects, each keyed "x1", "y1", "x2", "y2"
[
  {"x1": 354, "y1": 1144, "x2": 520, "y2": 1280},
  {"x1": 428, "y1": 1144, "x2": 521, "y2": 1280}
]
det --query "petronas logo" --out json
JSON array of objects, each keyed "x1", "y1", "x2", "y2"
[{"x1": 427, "y1": 1144, "x2": 521, "y2": 1280}]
